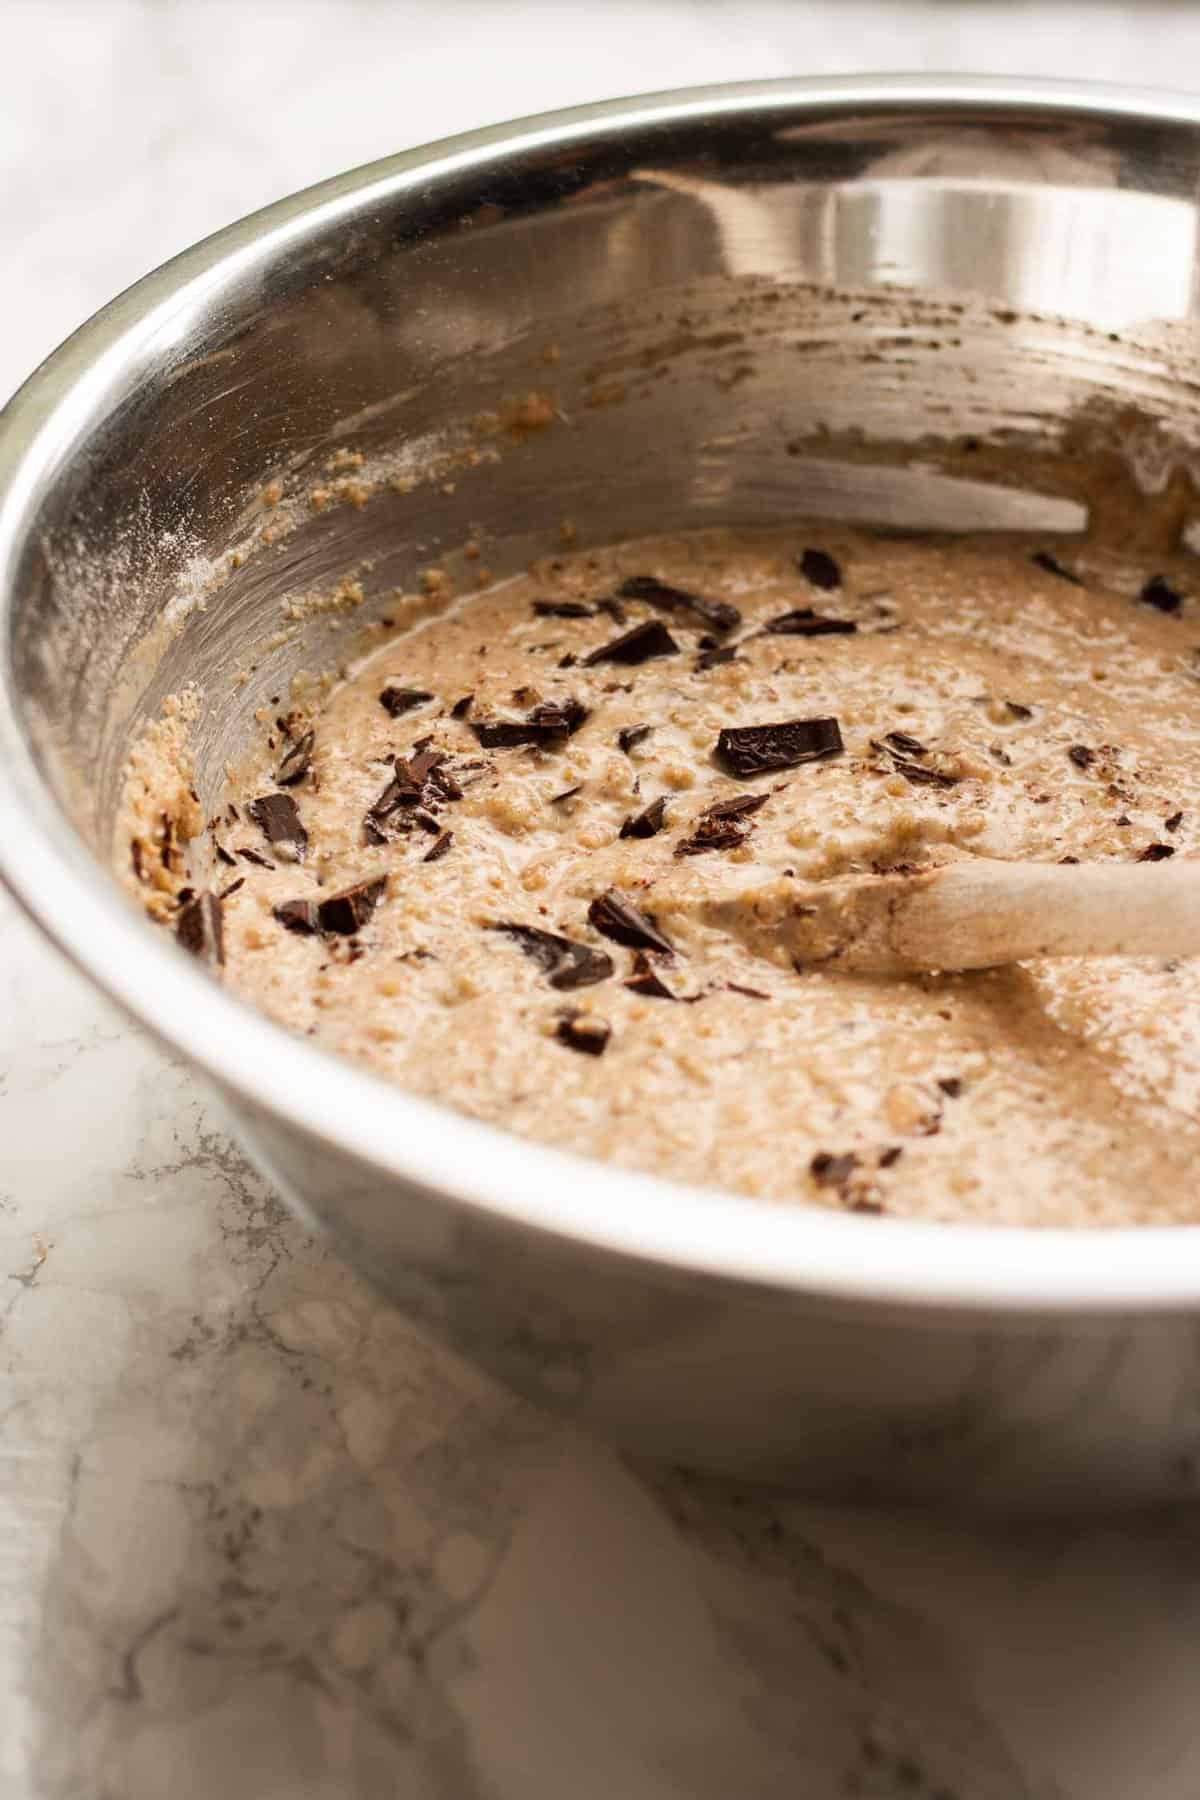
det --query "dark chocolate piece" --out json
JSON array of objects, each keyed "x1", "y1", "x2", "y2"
[
  {"x1": 696, "y1": 645, "x2": 740, "y2": 668},
  {"x1": 889, "y1": 759, "x2": 959, "y2": 792},
  {"x1": 365, "y1": 746, "x2": 457, "y2": 842},
  {"x1": 533, "y1": 600, "x2": 594, "y2": 618},
  {"x1": 1140, "y1": 574, "x2": 1184, "y2": 614},
  {"x1": 624, "y1": 951, "x2": 678, "y2": 1000},
  {"x1": 884, "y1": 730, "x2": 926, "y2": 757},
  {"x1": 492, "y1": 923, "x2": 613, "y2": 990},
  {"x1": 798, "y1": 548, "x2": 842, "y2": 590},
  {"x1": 1165, "y1": 810, "x2": 1184, "y2": 833},
  {"x1": 276, "y1": 728, "x2": 315, "y2": 787},
  {"x1": 702, "y1": 793, "x2": 769, "y2": 821},
  {"x1": 379, "y1": 685, "x2": 435, "y2": 718},
  {"x1": 551, "y1": 785, "x2": 582, "y2": 805},
  {"x1": 213, "y1": 841, "x2": 236, "y2": 867},
  {"x1": 810, "y1": 1151, "x2": 858, "y2": 1188},
  {"x1": 470, "y1": 697, "x2": 589, "y2": 748},
  {"x1": 274, "y1": 898, "x2": 319, "y2": 934},
  {"x1": 557, "y1": 653, "x2": 577, "y2": 669},
  {"x1": 316, "y1": 876, "x2": 388, "y2": 935},
  {"x1": 424, "y1": 831, "x2": 453, "y2": 863},
  {"x1": 716, "y1": 717, "x2": 843, "y2": 777},
  {"x1": 1032, "y1": 550, "x2": 1082, "y2": 585},
  {"x1": 726, "y1": 982, "x2": 770, "y2": 1000},
  {"x1": 556, "y1": 1011, "x2": 611, "y2": 1056},
  {"x1": 1138, "y1": 843, "x2": 1176, "y2": 862},
  {"x1": 1068, "y1": 744, "x2": 1096, "y2": 769},
  {"x1": 675, "y1": 790, "x2": 770, "y2": 856},
  {"x1": 451, "y1": 694, "x2": 474, "y2": 719},
  {"x1": 596, "y1": 595, "x2": 628, "y2": 625},
  {"x1": 764, "y1": 608, "x2": 856, "y2": 638},
  {"x1": 878, "y1": 1145, "x2": 903, "y2": 1169},
  {"x1": 587, "y1": 891, "x2": 674, "y2": 956},
  {"x1": 937, "y1": 1076, "x2": 963, "y2": 1099},
  {"x1": 176, "y1": 892, "x2": 224, "y2": 966},
  {"x1": 619, "y1": 795, "x2": 668, "y2": 839},
  {"x1": 583, "y1": 619, "x2": 679, "y2": 667},
  {"x1": 217, "y1": 876, "x2": 245, "y2": 901},
  {"x1": 1005, "y1": 700, "x2": 1033, "y2": 720},
  {"x1": 248, "y1": 792, "x2": 308, "y2": 856},
  {"x1": 618, "y1": 724, "x2": 652, "y2": 754},
  {"x1": 617, "y1": 574, "x2": 740, "y2": 634},
  {"x1": 237, "y1": 847, "x2": 274, "y2": 869}
]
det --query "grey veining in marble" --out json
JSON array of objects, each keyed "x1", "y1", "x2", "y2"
[{"x1": 8, "y1": 3, "x2": 1200, "y2": 1795}]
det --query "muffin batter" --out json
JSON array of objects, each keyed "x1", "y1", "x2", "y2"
[{"x1": 132, "y1": 525, "x2": 1200, "y2": 1225}]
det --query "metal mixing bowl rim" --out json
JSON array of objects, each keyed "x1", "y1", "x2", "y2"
[{"x1": 4, "y1": 73, "x2": 1200, "y2": 1315}]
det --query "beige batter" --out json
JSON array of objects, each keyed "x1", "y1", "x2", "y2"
[{"x1": 128, "y1": 525, "x2": 1200, "y2": 1225}]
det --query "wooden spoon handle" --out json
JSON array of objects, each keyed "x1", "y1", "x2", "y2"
[{"x1": 894, "y1": 858, "x2": 1200, "y2": 970}]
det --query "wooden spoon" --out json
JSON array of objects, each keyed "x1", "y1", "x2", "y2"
[{"x1": 650, "y1": 857, "x2": 1200, "y2": 975}]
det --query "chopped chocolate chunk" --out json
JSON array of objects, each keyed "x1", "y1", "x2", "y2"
[
  {"x1": 884, "y1": 730, "x2": 926, "y2": 757},
  {"x1": 704, "y1": 793, "x2": 770, "y2": 821},
  {"x1": 1165, "y1": 810, "x2": 1184, "y2": 833},
  {"x1": 587, "y1": 891, "x2": 675, "y2": 955},
  {"x1": 379, "y1": 685, "x2": 435, "y2": 718},
  {"x1": 129, "y1": 839, "x2": 145, "y2": 881},
  {"x1": 1032, "y1": 550, "x2": 1082, "y2": 585},
  {"x1": 1068, "y1": 744, "x2": 1096, "y2": 769},
  {"x1": 798, "y1": 548, "x2": 842, "y2": 590},
  {"x1": 618, "y1": 724, "x2": 652, "y2": 754},
  {"x1": 764, "y1": 608, "x2": 857, "y2": 637},
  {"x1": 696, "y1": 645, "x2": 740, "y2": 668},
  {"x1": 533, "y1": 599, "x2": 595, "y2": 618},
  {"x1": 276, "y1": 728, "x2": 315, "y2": 786},
  {"x1": 810, "y1": 1150, "x2": 858, "y2": 1189},
  {"x1": 248, "y1": 792, "x2": 308, "y2": 856},
  {"x1": 492, "y1": 922, "x2": 613, "y2": 990},
  {"x1": 470, "y1": 697, "x2": 589, "y2": 748},
  {"x1": 937, "y1": 1076, "x2": 963, "y2": 1099},
  {"x1": 451, "y1": 694, "x2": 474, "y2": 719},
  {"x1": 878, "y1": 1145, "x2": 903, "y2": 1169},
  {"x1": 557, "y1": 653, "x2": 577, "y2": 669},
  {"x1": 556, "y1": 1011, "x2": 611, "y2": 1056},
  {"x1": 217, "y1": 876, "x2": 245, "y2": 901},
  {"x1": 617, "y1": 574, "x2": 740, "y2": 634},
  {"x1": 716, "y1": 717, "x2": 843, "y2": 777},
  {"x1": 675, "y1": 790, "x2": 771, "y2": 856},
  {"x1": 619, "y1": 795, "x2": 668, "y2": 839},
  {"x1": 890, "y1": 759, "x2": 959, "y2": 791},
  {"x1": 1005, "y1": 700, "x2": 1033, "y2": 720},
  {"x1": 274, "y1": 898, "x2": 319, "y2": 934},
  {"x1": 625, "y1": 951, "x2": 678, "y2": 1000},
  {"x1": 317, "y1": 876, "x2": 388, "y2": 935},
  {"x1": 412, "y1": 810, "x2": 441, "y2": 834},
  {"x1": 551, "y1": 784, "x2": 582, "y2": 805},
  {"x1": 424, "y1": 831, "x2": 453, "y2": 863},
  {"x1": 176, "y1": 892, "x2": 224, "y2": 966},
  {"x1": 237, "y1": 846, "x2": 275, "y2": 869},
  {"x1": 1138, "y1": 842, "x2": 1176, "y2": 862},
  {"x1": 989, "y1": 743, "x2": 1012, "y2": 768},
  {"x1": 1140, "y1": 573, "x2": 1184, "y2": 614},
  {"x1": 726, "y1": 982, "x2": 770, "y2": 1000},
  {"x1": 583, "y1": 619, "x2": 679, "y2": 667},
  {"x1": 1059, "y1": 855, "x2": 1081, "y2": 865},
  {"x1": 212, "y1": 840, "x2": 236, "y2": 867},
  {"x1": 595, "y1": 595, "x2": 628, "y2": 624}
]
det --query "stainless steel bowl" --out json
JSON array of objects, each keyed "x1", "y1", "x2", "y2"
[{"x1": 5, "y1": 76, "x2": 1200, "y2": 1511}]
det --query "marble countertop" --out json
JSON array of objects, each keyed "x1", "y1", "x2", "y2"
[{"x1": 7, "y1": 4, "x2": 1200, "y2": 1794}]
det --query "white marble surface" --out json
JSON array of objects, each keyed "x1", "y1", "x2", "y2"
[{"x1": 8, "y1": 4, "x2": 1200, "y2": 1795}]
